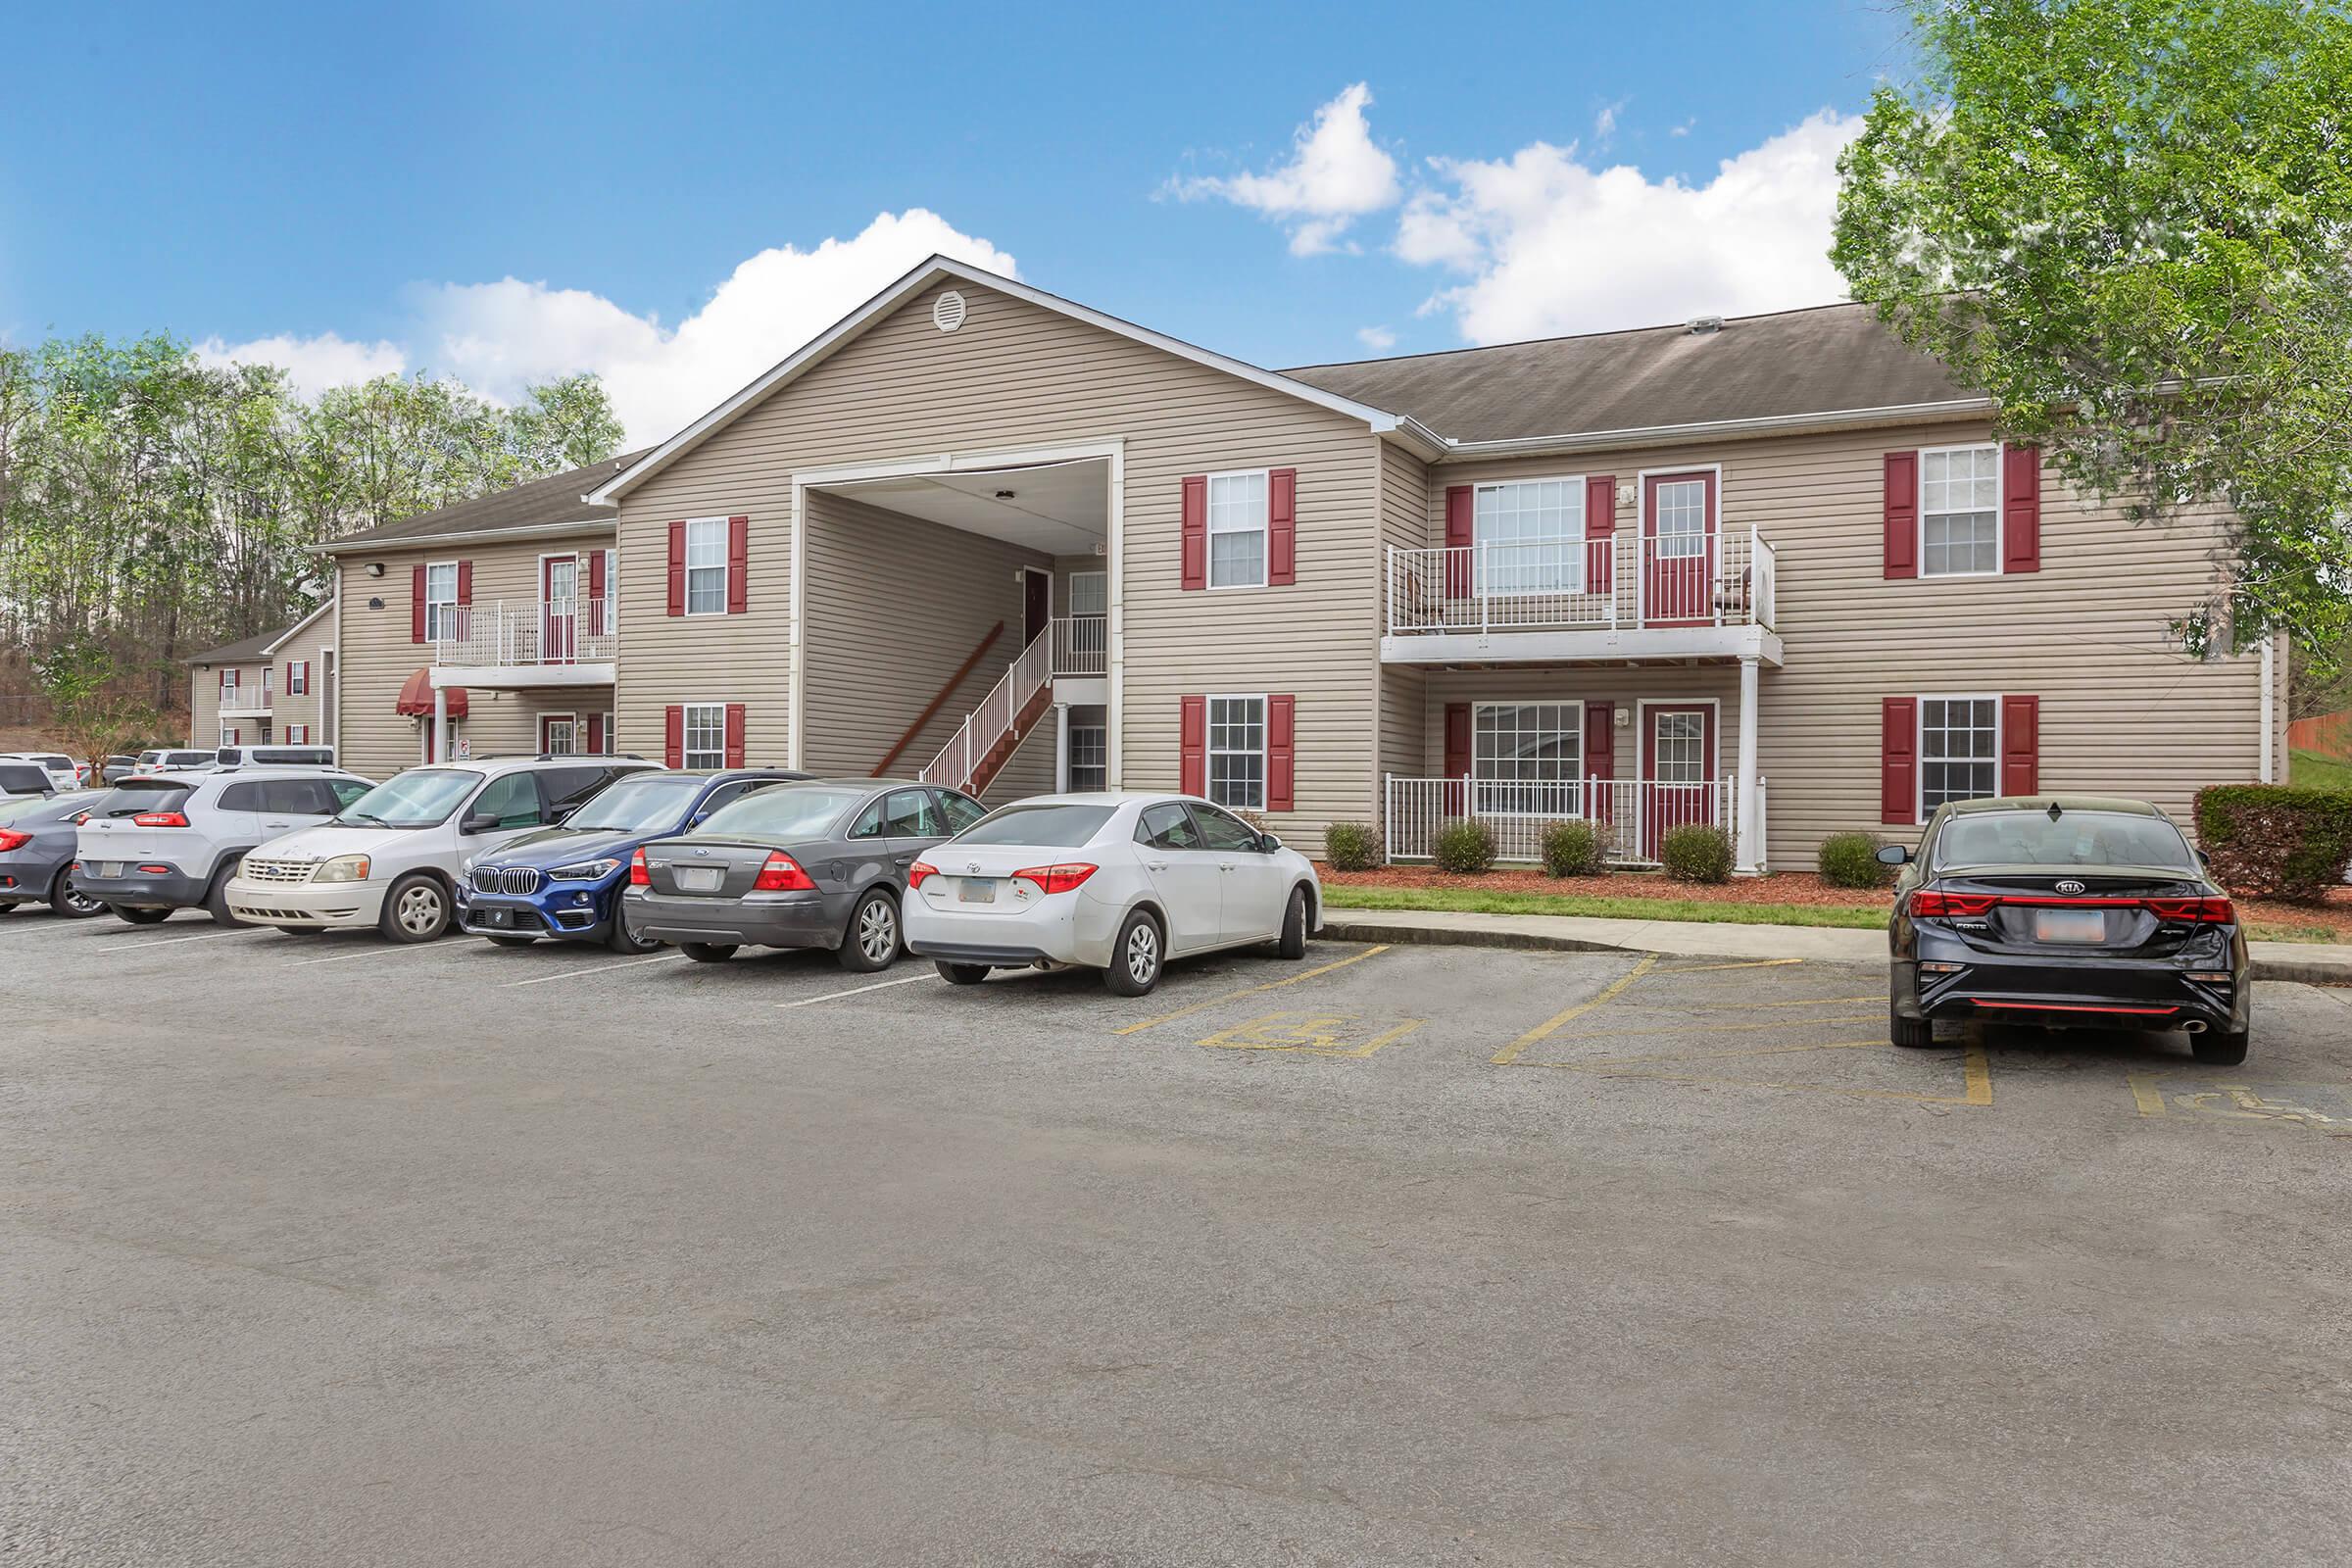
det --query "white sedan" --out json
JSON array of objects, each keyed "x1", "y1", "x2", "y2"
[{"x1": 903, "y1": 792, "x2": 1322, "y2": 995}]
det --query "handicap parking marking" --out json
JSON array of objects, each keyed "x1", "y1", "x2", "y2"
[
  {"x1": 775, "y1": 973, "x2": 933, "y2": 1008},
  {"x1": 1196, "y1": 1009, "x2": 1424, "y2": 1058},
  {"x1": 2127, "y1": 1075, "x2": 2352, "y2": 1133},
  {"x1": 1111, "y1": 944, "x2": 1393, "y2": 1036}
]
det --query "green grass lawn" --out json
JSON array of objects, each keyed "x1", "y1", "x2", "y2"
[
  {"x1": 2290, "y1": 748, "x2": 2352, "y2": 791},
  {"x1": 1319, "y1": 884, "x2": 1887, "y2": 930}
]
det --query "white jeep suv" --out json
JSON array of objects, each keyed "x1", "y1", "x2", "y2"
[
  {"x1": 226, "y1": 757, "x2": 656, "y2": 941},
  {"x1": 75, "y1": 765, "x2": 377, "y2": 925}
]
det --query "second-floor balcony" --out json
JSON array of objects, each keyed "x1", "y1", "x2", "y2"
[
  {"x1": 433, "y1": 598, "x2": 617, "y2": 680},
  {"x1": 218, "y1": 684, "x2": 272, "y2": 714},
  {"x1": 1383, "y1": 527, "x2": 1782, "y2": 666}
]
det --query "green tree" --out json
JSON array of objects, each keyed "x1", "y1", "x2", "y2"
[
  {"x1": 505, "y1": 373, "x2": 629, "y2": 472},
  {"x1": 1832, "y1": 0, "x2": 2352, "y2": 674}
]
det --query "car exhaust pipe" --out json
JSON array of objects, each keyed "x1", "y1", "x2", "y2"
[{"x1": 2181, "y1": 1019, "x2": 2208, "y2": 1034}]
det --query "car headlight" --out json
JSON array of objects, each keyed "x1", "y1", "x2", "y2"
[
  {"x1": 312, "y1": 855, "x2": 371, "y2": 883},
  {"x1": 548, "y1": 858, "x2": 622, "y2": 882}
]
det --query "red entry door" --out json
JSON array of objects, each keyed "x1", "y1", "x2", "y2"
[
  {"x1": 1642, "y1": 704, "x2": 1718, "y2": 858},
  {"x1": 1022, "y1": 569, "x2": 1052, "y2": 647},
  {"x1": 1642, "y1": 472, "x2": 1717, "y2": 627},
  {"x1": 543, "y1": 556, "x2": 578, "y2": 664}
]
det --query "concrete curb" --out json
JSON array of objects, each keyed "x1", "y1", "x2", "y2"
[{"x1": 1319, "y1": 917, "x2": 1632, "y2": 957}]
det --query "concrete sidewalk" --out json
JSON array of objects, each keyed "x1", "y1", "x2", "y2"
[{"x1": 1319, "y1": 905, "x2": 2352, "y2": 985}]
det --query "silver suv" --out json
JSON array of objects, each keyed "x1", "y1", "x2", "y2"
[{"x1": 75, "y1": 766, "x2": 377, "y2": 926}]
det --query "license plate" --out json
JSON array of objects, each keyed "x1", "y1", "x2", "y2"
[
  {"x1": 674, "y1": 866, "x2": 724, "y2": 893},
  {"x1": 481, "y1": 906, "x2": 514, "y2": 928},
  {"x1": 958, "y1": 878, "x2": 997, "y2": 904},
  {"x1": 98, "y1": 861, "x2": 123, "y2": 879},
  {"x1": 2034, "y1": 908, "x2": 2107, "y2": 944}
]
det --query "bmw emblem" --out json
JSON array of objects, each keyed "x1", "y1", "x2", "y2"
[{"x1": 2056, "y1": 879, "x2": 2085, "y2": 895}]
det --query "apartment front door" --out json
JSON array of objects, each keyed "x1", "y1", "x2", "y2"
[
  {"x1": 1642, "y1": 704, "x2": 1717, "y2": 858},
  {"x1": 543, "y1": 556, "x2": 578, "y2": 664},
  {"x1": 1022, "y1": 568, "x2": 1052, "y2": 649},
  {"x1": 1642, "y1": 471, "x2": 1717, "y2": 627}
]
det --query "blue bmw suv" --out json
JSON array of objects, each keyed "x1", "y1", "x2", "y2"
[{"x1": 457, "y1": 768, "x2": 808, "y2": 952}]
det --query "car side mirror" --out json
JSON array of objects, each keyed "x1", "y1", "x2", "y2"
[
  {"x1": 461, "y1": 810, "x2": 501, "y2": 834},
  {"x1": 1259, "y1": 833, "x2": 1282, "y2": 853},
  {"x1": 2196, "y1": 848, "x2": 2212, "y2": 867},
  {"x1": 1876, "y1": 844, "x2": 1911, "y2": 865}
]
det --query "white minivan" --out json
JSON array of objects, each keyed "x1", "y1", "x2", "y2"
[{"x1": 225, "y1": 757, "x2": 655, "y2": 941}]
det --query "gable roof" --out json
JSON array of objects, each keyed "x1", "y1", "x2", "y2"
[
  {"x1": 588, "y1": 258, "x2": 1446, "y2": 505},
  {"x1": 184, "y1": 599, "x2": 334, "y2": 665},
  {"x1": 1284, "y1": 303, "x2": 1983, "y2": 449},
  {"x1": 320, "y1": 450, "x2": 651, "y2": 554}
]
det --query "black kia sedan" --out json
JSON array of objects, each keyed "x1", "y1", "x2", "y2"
[{"x1": 1884, "y1": 796, "x2": 2250, "y2": 1064}]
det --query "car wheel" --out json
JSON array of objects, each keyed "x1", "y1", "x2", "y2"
[
  {"x1": 110, "y1": 905, "x2": 171, "y2": 925},
  {"x1": 378, "y1": 873, "x2": 450, "y2": 943},
  {"x1": 679, "y1": 941, "x2": 738, "y2": 963},
  {"x1": 606, "y1": 898, "x2": 661, "y2": 955},
  {"x1": 204, "y1": 858, "x2": 250, "y2": 928},
  {"x1": 485, "y1": 935, "x2": 535, "y2": 949},
  {"x1": 837, "y1": 888, "x2": 901, "y2": 972},
  {"x1": 2192, "y1": 1027, "x2": 2249, "y2": 1066},
  {"x1": 1103, "y1": 910, "x2": 1164, "y2": 997},
  {"x1": 936, "y1": 961, "x2": 990, "y2": 986},
  {"x1": 1272, "y1": 887, "x2": 1308, "y2": 959},
  {"x1": 48, "y1": 870, "x2": 103, "y2": 919},
  {"x1": 1890, "y1": 1007, "x2": 1935, "y2": 1049}
]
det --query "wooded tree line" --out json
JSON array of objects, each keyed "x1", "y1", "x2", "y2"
[{"x1": 0, "y1": 334, "x2": 623, "y2": 727}]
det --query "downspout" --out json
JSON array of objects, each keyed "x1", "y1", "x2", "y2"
[{"x1": 2260, "y1": 636, "x2": 2276, "y2": 783}]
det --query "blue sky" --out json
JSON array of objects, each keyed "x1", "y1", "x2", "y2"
[{"x1": 1, "y1": 0, "x2": 1910, "y2": 442}]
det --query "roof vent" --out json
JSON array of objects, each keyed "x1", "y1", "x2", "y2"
[
  {"x1": 1687, "y1": 315, "x2": 1724, "y2": 335},
  {"x1": 932, "y1": 290, "x2": 968, "y2": 333}
]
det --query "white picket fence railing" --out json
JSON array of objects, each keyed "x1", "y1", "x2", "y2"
[
  {"x1": 919, "y1": 625, "x2": 1054, "y2": 792},
  {"x1": 434, "y1": 599, "x2": 617, "y2": 666},
  {"x1": 1052, "y1": 614, "x2": 1107, "y2": 675},
  {"x1": 1383, "y1": 774, "x2": 1746, "y2": 866},
  {"x1": 1386, "y1": 528, "x2": 1776, "y2": 636}
]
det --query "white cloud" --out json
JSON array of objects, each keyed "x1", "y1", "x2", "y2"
[
  {"x1": 1355, "y1": 325, "x2": 1396, "y2": 351},
  {"x1": 1592, "y1": 99, "x2": 1626, "y2": 143},
  {"x1": 194, "y1": 210, "x2": 1018, "y2": 445},
  {"x1": 1395, "y1": 110, "x2": 1861, "y2": 343},
  {"x1": 1168, "y1": 83, "x2": 1400, "y2": 256}
]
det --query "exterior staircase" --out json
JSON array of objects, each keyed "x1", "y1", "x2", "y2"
[{"x1": 918, "y1": 624, "x2": 1054, "y2": 797}]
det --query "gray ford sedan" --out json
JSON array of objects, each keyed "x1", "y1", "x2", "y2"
[
  {"x1": 0, "y1": 790, "x2": 107, "y2": 917},
  {"x1": 624, "y1": 778, "x2": 988, "y2": 968}
]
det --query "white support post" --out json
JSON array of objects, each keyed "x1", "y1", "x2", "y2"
[
  {"x1": 1054, "y1": 703, "x2": 1071, "y2": 793},
  {"x1": 432, "y1": 685, "x2": 450, "y2": 765},
  {"x1": 1736, "y1": 654, "x2": 1762, "y2": 875}
]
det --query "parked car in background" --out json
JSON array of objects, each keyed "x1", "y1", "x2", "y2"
[
  {"x1": 1883, "y1": 795, "x2": 2251, "y2": 1064},
  {"x1": 0, "y1": 761, "x2": 61, "y2": 803},
  {"x1": 98, "y1": 755, "x2": 139, "y2": 785},
  {"x1": 214, "y1": 744, "x2": 336, "y2": 768},
  {"x1": 75, "y1": 767, "x2": 377, "y2": 926},
  {"x1": 457, "y1": 767, "x2": 808, "y2": 953},
  {"x1": 225, "y1": 757, "x2": 657, "y2": 942},
  {"x1": 0, "y1": 753, "x2": 78, "y2": 793},
  {"x1": 0, "y1": 790, "x2": 107, "y2": 917},
  {"x1": 624, "y1": 779, "x2": 987, "y2": 968},
  {"x1": 134, "y1": 749, "x2": 222, "y2": 774},
  {"x1": 905, "y1": 794, "x2": 1321, "y2": 996}
]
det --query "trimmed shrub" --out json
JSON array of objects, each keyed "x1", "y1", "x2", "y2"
[
  {"x1": 1659, "y1": 822, "x2": 1735, "y2": 884},
  {"x1": 1817, "y1": 830, "x2": 1891, "y2": 889},
  {"x1": 1540, "y1": 818, "x2": 1605, "y2": 877},
  {"x1": 1322, "y1": 820, "x2": 1382, "y2": 872},
  {"x1": 2193, "y1": 784, "x2": 2352, "y2": 903},
  {"x1": 1432, "y1": 818, "x2": 1497, "y2": 874}
]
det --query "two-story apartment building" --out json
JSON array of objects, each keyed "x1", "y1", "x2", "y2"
[
  {"x1": 320, "y1": 257, "x2": 2286, "y2": 870},
  {"x1": 185, "y1": 602, "x2": 336, "y2": 749}
]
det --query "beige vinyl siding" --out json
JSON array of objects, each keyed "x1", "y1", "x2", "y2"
[
  {"x1": 1427, "y1": 423, "x2": 2266, "y2": 865},
  {"x1": 1374, "y1": 442, "x2": 1432, "y2": 826},
  {"x1": 190, "y1": 659, "x2": 322, "y2": 748},
  {"x1": 612, "y1": 280, "x2": 1387, "y2": 854},
  {"x1": 332, "y1": 529, "x2": 614, "y2": 781}
]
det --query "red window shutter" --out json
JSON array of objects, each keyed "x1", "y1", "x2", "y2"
[
  {"x1": 1179, "y1": 695, "x2": 1206, "y2": 794},
  {"x1": 666, "y1": 521, "x2": 687, "y2": 615},
  {"x1": 663, "y1": 706, "x2": 684, "y2": 768},
  {"x1": 456, "y1": 560, "x2": 473, "y2": 608},
  {"x1": 1445, "y1": 484, "x2": 1474, "y2": 598},
  {"x1": 2002, "y1": 445, "x2": 2041, "y2": 573},
  {"x1": 724, "y1": 703, "x2": 747, "y2": 767},
  {"x1": 1883, "y1": 452, "x2": 1919, "y2": 579},
  {"x1": 587, "y1": 547, "x2": 607, "y2": 630},
  {"x1": 283, "y1": 661, "x2": 293, "y2": 692},
  {"x1": 1584, "y1": 700, "x2": 1615, "y2": 780},
  {"x1": 1585, "y1": 475, "x2": 1615, "y2": 594},
  {"x1": 411, "y1": 564, "x2": 427, "y2": 643},
  {"x1": 2001, "y1": 695, "x2": 2040, "y2": 796},
  {"x1": 1443, "y1": 702, "x2": 1472, "y2": 815},
  {"x1": 726, "y1": 514, "x2": 749, "y2": 613},
  {"x1": 1179, "y1": 477, "x2": 1207, "y2": 591},
  {"x1": 1266, "y1": 695, "x2": 1296, "y2": 811},
  {"x1": 1267, "y1": 468, "x2": 1297, "y2": 586},
  {"x1": 1882, "y1": 697, "x2": 1918, "y2": 824}
]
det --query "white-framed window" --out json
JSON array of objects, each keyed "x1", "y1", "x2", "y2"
[
  {"x1": 1473, "y1": 702, "x2": 1585, "y2": 816},
  {"x1": 262, "y1": 664, "x2": 273, "y2": 698},
  {"x1": 1068, "y1": 708, "x2": 1107, "y2": 792},
  {"x1": 682, "y1": 703, "x2": 726, "y2": 769},
  {"x1": 1920, "y1": 445, "x2": 2001, "y2": 577},
  {"x1": 1920, "y1": 695, "x2": 2000, "y2": 813},
  {"x1": 684, "y1": 518, "x2": 728, "y2": 614},
  {"x1": 287, "y1": 661, "x2": 307, "y2": 696},
  {"x1": 1207, "y1": 695, "x2": 1265, "y2": 810},
  {"x1": 1068, "y1": 569, "x2": 1107, "y2": 616},
  {"x1": 1474, "y1": 479, "x2": 1586, "y2": 595},
  {"x1": 541, "y1": 712, "x2": 579, "y2": 756},
  {"x1": 220, "y1": 724, "x2": 238, "y2": 747},
  {"x1": 284, "y1": 724, "x2": 308, "y2": 744},
  {"x1": 424, "y1": 561, "x2": 460, "y2": 640},
  {"x1": 1651, "y1": 477, "x2": 1711, "y2": 560},
  {"x1": 1206, "y1": 470, "x2": 1268, "y2": 589}
]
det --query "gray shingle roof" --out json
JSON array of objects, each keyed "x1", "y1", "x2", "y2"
[
  {"x1": 184, "y1": 627, "x2": 284, "y2": 665},
  {"x1": 1283, "y1": 302, "x2": 1977, "y2": 445},
  {"x1": 322, "y1": 449, "x2": 652, "y2": 552}
]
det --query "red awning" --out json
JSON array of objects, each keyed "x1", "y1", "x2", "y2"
[{"x1": 395, "y1": 667, "x2": 467, "y2": 718}]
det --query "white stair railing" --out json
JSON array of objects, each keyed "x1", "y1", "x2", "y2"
[{"x1": 919, "y1": 626, "x2": 1054, "y2": 791}]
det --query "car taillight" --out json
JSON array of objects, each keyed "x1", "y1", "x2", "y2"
[
  {"x1": 906, "y1": 860, "x2": 937, "y2": 889},
  {"x1": 0, "y1": 829, "x2": 28, "y2": 853},
  {"x1": 752, "y1": 851, "x2": 815, "y2": 892},
  {"x1": 1013, "y1": 862, "x2": 1099, "y2": 895},
  {"x1": 71, "y1": 811, "x2": 88, "y2": 826},
  {"x1": 2145, "y1": 895, "x2": 2234, "y2": 924},
  {"x1": 132, "y1": 811, "x2": 189, "y2": 827},
  {"x1": 1910, "y1": 890, "x2": 1997, "y2": 918},
  {"x1": 628, "y1": 848, "x2": 650, "y2": 887}
]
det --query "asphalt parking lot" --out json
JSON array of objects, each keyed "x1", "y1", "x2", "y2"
[{"x1": 5, "y1": 908, "x2": 2350, "y2": 1567}]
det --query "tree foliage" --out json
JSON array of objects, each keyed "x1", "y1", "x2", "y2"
[{"x1": 1832, "y1": 0, "x2": 2352, "y2": 672}]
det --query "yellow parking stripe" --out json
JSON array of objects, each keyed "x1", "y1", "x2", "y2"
[
  {"x1": 1648, "y1": 957, "x2": 1808, "y2": 974},
  {"x1": 1112, "y1": 945, "x2": 1391, "y2": 1036},
  {"x1": 1491, "y1": 953, "x2": 1659, "y2": 1065}
]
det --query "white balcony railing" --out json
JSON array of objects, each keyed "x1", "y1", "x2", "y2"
[
  {"x1": 1051, "y1": 614, "x2": 1107, "y2": 676},
  {"x1": 218, "y1": 685, "x2": 272, "y2": 712},
  {"x1": 1386, "y1": 528, "x2": 1777, "y2": 637},
  {"x1": 921, "y1": 625, "x2": 1054, "y2": 793},
  {"x1": 434, "y1": 599, "x2": 616, "y2": 667},
  {"x1": 1383, "y1": 774, "x2": 1743, "y2": 866}
]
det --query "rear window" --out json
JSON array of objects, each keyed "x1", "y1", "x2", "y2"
[
  {"x1": 0, "y1": 763, "x2": 55, "y2": 793},
  {"x1": 1935, "y1": 810, "x2": 2197, "y2": 871},
  {"x1": 952, "y1": 804, "x2": 1116, "y2": 848},
  {"x1": 163, "y1": 752, "x2": 213, "y2": 767},
  {"x1": 697, "y1": 785, "x2": 864, "y2": 841},
  {"x1": 87, "y1": 780, "x2": 195, "y2": 818},
  {"x1": 0, "y1": 791, "x2": 90, "y2": 825}
]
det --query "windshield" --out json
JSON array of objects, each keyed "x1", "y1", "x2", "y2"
[
  {"x1": 952, "y1": 804, "x2": 1117, "y2": 847},
  {"x1": 565, "y1": 772, "x2": 704, "y2": 833},
  {"x1": 696, "y1": 785, "x2": 862, "y2": 841},
  {"x1": 336, "y1": 768, "x2": 481, "y2": 828},
  {"x1": 86, "y1": 780, "x2": 193, "y2": 818},
  {"x1": 1936, "y1": 810, "x2": 2197, "y2": 872}
]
